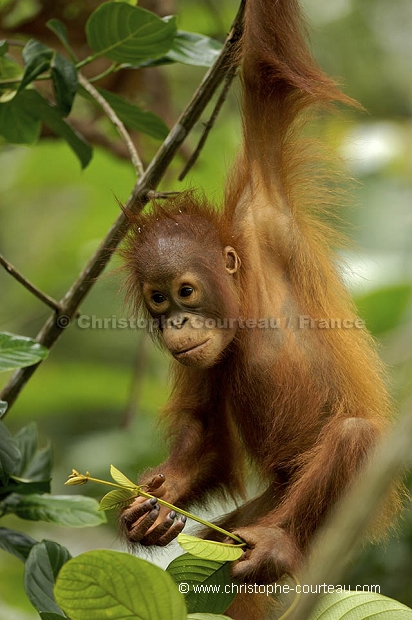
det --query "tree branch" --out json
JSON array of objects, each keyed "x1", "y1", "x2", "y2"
[
  {"x1": 0, "y1": 253, "x2": 61, "y2": 312},
  {"x1": 0, "y1": 0, "x2": 246, "y2": 412}
]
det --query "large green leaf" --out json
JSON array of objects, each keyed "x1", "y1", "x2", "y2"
[
  {"x1": 0, "y1": 420, "x2": 21, "y2": 484},
  {"x1": 355, "y1": 284, "x2": 412, "y2": 336},
  {"x1": 20, "y1": 39, "x2": 53, "y2": 90},
  {"x1": 55, "y1": 550, "x2": 187, "y2": 620},
  {"x1": 0, "y1": 527, "x2": 37, "y2": 562},
  {"x1": 0, "y1": 332, "x2": 49, "y2": 372},
  {"x1": 0, "y1": 476, "x2": 50, "y2": 499},
  {"x1": 136, "y1": 30, "x2": 222, "y2": 68},
  {"x1": 51, "y1": 52, "x2": 78, "y2": 116},
  {"x1": 3, "y1": 494, "x2": 106, "y2": 526},
  {"x1": 177, "y1": 534, "x2": 244, "y2": 562},
  {"x1": 310, "y1": 591, "x2": 412, "y2": 618},
  {"x1": 0, "y1": 91, "x2": 41, "y2": 142},
  {"x1": 96, "y1": 88, "x2": 169, "y2": 140},
  {"x1": 167, "y1": 553, "x2": 236, "y2": 614},
  {"x1": 0, "y1": 91, "x2": 91, "y2": 165},
  {"x1": 14, "y1": 423, "x2": 52, "y2": 481},
  {"x1": 0, "y1": 54, "x2": 22, "y2": 102},
  {"x1": 25, "y1": 540, "x2": 71, "y2": 616},
  {"x1": 86, "y1": 2, "x2": 176, "y2": 64}
]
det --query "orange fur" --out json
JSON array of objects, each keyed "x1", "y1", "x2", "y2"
[{"x1": 121, "y1": 1, "x2": 399, "y2": 618}]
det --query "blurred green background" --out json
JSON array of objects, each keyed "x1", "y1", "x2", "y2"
[{"x1": 0, "y1": 0, "x2": 412, "y2": 617}]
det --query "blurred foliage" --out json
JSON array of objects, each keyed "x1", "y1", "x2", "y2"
[{"x1": 0, "y1": 0, "x2": 412, "y2": 618}]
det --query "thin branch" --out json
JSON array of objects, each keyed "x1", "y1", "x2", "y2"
[
  {"x1": 78, "y1": 73, "x2": 145, "y2": 177},
  {"x1": 0, "y1": 253, "x2": 61, "y2": 313},
  {"x1": 289, "y1": 397, "x2": 412, "y2": 620},
  {"x1": 179, "y1": 64, "x2": 238, "y2": 181},
  {"x1": 0, "y1": 0, "x2": 246, "y2": 412}
]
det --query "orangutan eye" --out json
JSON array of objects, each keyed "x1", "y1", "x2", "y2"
[
  {"x1": 179, "y1": 286, "x2": 194, "y2": 298},
  {"x1": 152, "y1": 292, "x2": 167, "y2": 304}
]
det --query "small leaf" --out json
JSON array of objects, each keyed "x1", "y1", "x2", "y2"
[
  {"x1": 6, "y1": 90, "x2": 92, "y2": 167},
  {"x1": 86, "y1": 2, "x2": 177, "y2": 64},
  {"x1": 46, "y1": 19, "x2": 75, "y2": 58},
  {"x1": 25, "y1": 540, "x2": 71, "y2": 615},
  {"x1": 3, "y1": 494, "x2": 106, "y2": 527},
  {"x1": 94, "y1": 88, "x2": 169, "y2": 140},
  {"x1": 20, "y1": 39, "x2": 53, "y2": 90},
  {"x1": 54, "y1": 550, "x2": 187, "y2": 620},
  {"x1": 178, "y1": 534, "x2": 244, "y2": 562},
  {"x1": 167, "y1": 553, "x2": 236, "y2": 614},
  {"x1": 110, "y1": 464, "x2": 137, "y2": 488},
  {"x1": 100, "y1": 488, "x2": 137, "y2": 511},
  {"x1": 0, "y1": 527, "x2": 37, "y2": 562},
  {"x1": 0, "y1": 400, "x2": 7, "y2": 418},
  {"x1": 310, "y1": 591, "x2": 412, "y2": 619},
  {"x1": 138, "y1": 30, "x2": 222, "y2": 68},
  {"x1": 0, "y1": 332, "x2": 49, "y2": 372},
  {"x1": 51, "y1": 52, "x2": 78, "y2": 116},
  {"x1": 0, "y1": 420, "x2": 21, "y2": 484},
  {"x1": 0, "y1": 40, "x2": 9, "y2": 56},
  {"x1": 0, "y1": 55, "x2": 22, "y2": 102}
]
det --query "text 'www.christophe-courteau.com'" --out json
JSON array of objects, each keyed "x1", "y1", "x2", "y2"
[{"x1": 177, "y1": 582, "x2": 380, "y2": 597}]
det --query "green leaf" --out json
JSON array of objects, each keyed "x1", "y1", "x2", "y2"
[
  {"x1": 7, "y1": 90, "x2": 92, "y2": 167},
  {"x1": 46, "y1": 19, "x2": 75, "y2": 59},
  {"x1": 54, "y1": 550, "x2": 187, "y2": 620},
  {"x1": 0, "y1": 527, "x2": 37, "y2": 562},
  {"x1": 0, "y1": 332, "x2": 49, "y2": 372},
  {"x1": 110, "y1": 464, "x2": 136, "y2": 487},
  {"x1": 0, "y1": 55, "x2": 22, "y2": 103},
  {"x1": 86, "y1": 2, "x2": 177, "y2": 64},
  {"x1": 0, "y1": 91, "x2": 41, "y2": 141},
  {"x1": 0, "y1": 476, "x2": 50, "y2": 499},
  {"x1": 167, "y1": 553, "x2": 236, "y2": 614},
  {"x1": 0, "y1": 40, "x2": 8, "y2": 56},
  {"x1": 40, "y1": 614, "x2": 67, "y2": 620},
  {"x1": 51, "y1": 53, "x2": 78, "y2": 116},
  {"x1": 96, "y1": 88, "x2": 169, "y2": 140},
  {"x1": 0, "y1": 420, "x2": 21, "y2": 484},
  {"x1": 0, "y1": 400, "x2": 7, "y2": 418},
  {"x1": 25, "y1": 540, "x2": 71, "y2": 615},
  {"x1": 13, "y1": 422, "x2": 52, "y2": 481},
  {"x1": 3, "y1": 494, "x2": 107, "y2": 526},
  {"x1": 355, "y1": 284, "x2": 412, "y2": 336},
  {"x1": 20, "y1": 39, "x2": 53, "y2": 90},
  {"x1": 137, "y1": 30, "x2": 223, "y2": 68},
  {"x1": 310, "y1": 591, "x2": 412, "y2": 619},
  {"x1": 177, "y1": 534, "x2": 244, "y2": 562},
  {"x1": 99, "y1": 488, "x2": 136, "y2": 511}
]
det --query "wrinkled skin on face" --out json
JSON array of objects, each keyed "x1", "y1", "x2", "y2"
[{"x1": 141, "y1": 238, "x2": 241, "y2": 368}]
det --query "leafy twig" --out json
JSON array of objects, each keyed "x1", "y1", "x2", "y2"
[
  {"x1": 0, "y1": 0, "x2": 245, "y2": 412},
  {"x1": 78, "y1": 73, "x2": 144, "y2": 177},
  {"x1": 0, "y1": 252, "x2": 61, "y2": 312},
  {"x1": 66, "y1": 467, "x2": 246, "y2": 544}
]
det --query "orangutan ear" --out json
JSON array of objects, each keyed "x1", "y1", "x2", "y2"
[{"x1": 224, "y1": 246, "x2": 241, "y2": 275}]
